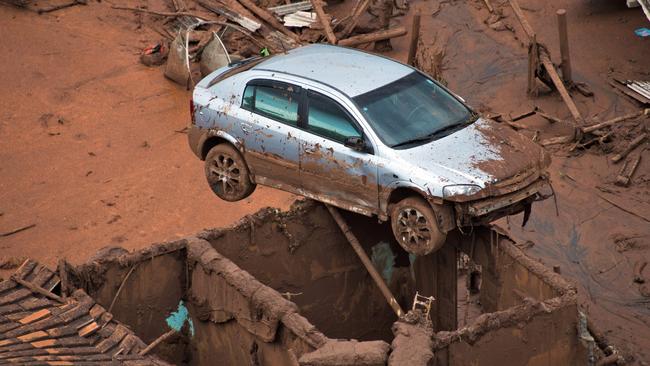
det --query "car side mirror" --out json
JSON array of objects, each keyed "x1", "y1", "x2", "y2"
[{"x1": 344, "y1": 136, "x2": 367, "y2": 152}]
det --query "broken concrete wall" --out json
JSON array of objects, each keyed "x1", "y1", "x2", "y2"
[{"x1": 196, "y1": 200, "x2": 410, "y2": 342}]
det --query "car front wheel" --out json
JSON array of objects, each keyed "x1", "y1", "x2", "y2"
[
  {"x1": 204, "y1": 144, "x2": 256, "y2": 201},
  {"x1": 390, "y1": 197, "x2": 447, "y2": 255}
]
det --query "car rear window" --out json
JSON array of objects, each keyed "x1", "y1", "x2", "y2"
[{"x1": 242, "y1": 83, "x2": 300, "y2": 126}]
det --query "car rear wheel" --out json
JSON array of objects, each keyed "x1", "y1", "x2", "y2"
[
  {"x1": 390, "y1": 197, "x2": 446, "y2": 255},
  {"x1": 204, "y1": 144, "x2": 256, "y2": 201}
]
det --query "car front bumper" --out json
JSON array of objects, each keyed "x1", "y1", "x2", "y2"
[{"x1": 453, "y1": 178, "x2": 553, "y2": 226}]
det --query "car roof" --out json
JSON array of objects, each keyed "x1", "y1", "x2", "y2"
[{"x1": 252, "y1": 44, "x2": 413, "y2": 97}]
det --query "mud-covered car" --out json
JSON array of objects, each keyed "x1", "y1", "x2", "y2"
[{"x1": 188, "y1": 44, "x2": 552, "y2": 255}]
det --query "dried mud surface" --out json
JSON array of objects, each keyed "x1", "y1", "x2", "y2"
[{"x1": 1, "y1": 0, "x2": 649, "y2": 363}]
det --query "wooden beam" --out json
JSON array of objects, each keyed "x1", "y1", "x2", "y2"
[
  {"x1": 326, "y1": 205, "x2": 405, "y2": 318},
  {"x1": 582, "y1": 109, "x2": 648, "y2": 134},
  {"x1": 507, "y1": 0, "x2": 535, "y2": 40},
  {"x1": 539, "y1": 53, "x2": 583, "y2": 124},
  {"x1": 338, "y1": 26, "x2": 407, "y2": 47},
  {"x1": 311, "y1": 0, "x2": 337, "y2": 44},
  {"x1": 407, "y1": 11, "x2": 421, "y2": 66},
  {"x1": 10, "y1": 275, "x2": 64, "y2": 304}
]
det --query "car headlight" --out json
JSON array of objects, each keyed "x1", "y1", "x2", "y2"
[{"x1": 443, "y1": 184, "x2": 482, "y2": 198}]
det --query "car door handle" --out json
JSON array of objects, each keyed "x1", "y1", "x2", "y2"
[
  {"x1": 304, "y1": 147, "x2": 317, "y2": 154},
  {"x1": 240, "y1": 123, "x2": 251, "y2": 133}
]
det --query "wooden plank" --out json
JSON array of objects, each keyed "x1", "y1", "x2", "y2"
[
  {"x1": 0, "y1": 303, "x2": 23, "y2": 316},
  {"x1": 95, "y1": 325, "x2": 129, "y2": 353},
  {"x1": 0, "y1": 288, "x2": 32, "y2": 307},
  {"x1": 28, "y1": 265, "x2": 55, "y2": 287},
  {"x1": 311, "y1": 0, "x2": 337, "y2": 44},
  {"x1": 407, "y1": 11, "x2": 421, "y2": 66},
  {"x1": 78, "y1": 322, "x2": 99, "y2": 338},
  {"x1": 14, "y1": 260, "x2": 38, "y2": 280},
  {"x1": 10, "y1": 276, "x2": 64, "y2": 304},
  {"x1": 540, "y1": 54, "x2": 583, "y2": 124},
  {"x1": 338, "y1": 26, "x2": 407, "y2": 47},
  {"x1": 17, "y1": 330, "x2": 49, "y2": 342},
  {"x1": 18, "y1": 297, "x2": 53, "y2": 311},
  {"x1": 582, "y1": 110, "x2": 647, "y2": 133},
  {"x1": 507, "y1": 0, "x2": 535, "y2": 40},
  {"x1": 19, "y1": 309, "x2": 51, "y2": 325}
]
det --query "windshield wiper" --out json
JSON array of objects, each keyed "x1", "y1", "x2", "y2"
[
  {"x1": 391, "y1": 112, "x2": 479, "y2": 148},
  {"x1": 391, "y1": 134, "x2": 438, "y2": 148}
]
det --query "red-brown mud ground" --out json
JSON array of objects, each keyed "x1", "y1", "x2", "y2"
[{"x1": 1, "y1": 0, "x2": 649, "y2": 363}]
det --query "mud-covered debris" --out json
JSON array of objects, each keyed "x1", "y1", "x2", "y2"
[{"x1": 141, "y1": 41, "x2": 170, "y2": 67}]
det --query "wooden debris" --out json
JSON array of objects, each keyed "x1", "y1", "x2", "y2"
[
  {"x1": 510, "y1": 109, "x2": 536, "y2": 121},
  {"x1": 508, "y1": 0, "x2": 583, "y2": 125},
  {"x1": 407, "y1": 11, "x2": 421, "y2": 66},
  {"x1": 139, "y1": 329, "x2": 177, "y2": 356},
  {"x1": 326, "y1": 205, "x2": 405, "y2": 318},
  {"x1": 610, "y1": 80, "x2": 650, "y2": 105},
  {"x1": 198, "y1": 1, "x2": 261, "y2": 32},
  {"x1": 269, "y1": 1, "x2": 312, "y2": 16},
  {"x1": 582, "y1": 109, "x2": 648, "y2": 134},
  {"x1": 340, "y1": 0, "x2": 372, "y2": 38},
  {"x1": 10, "y1": 276, "x2": 64, "y2": 304},
  {"x1": 338, "y1": 26, "x2": 407, "y2": 47},
  {"x1": 615, "y1": 154, "x2": 642, "y2": 187},
  {"x1": 1, "y1": 224, "x2": 36, "y2": 238},
  {"x1": 310, "y1": 0, "x2": 337, "y2": 44},
  {"x1": 539, "y1": 54, "x2": 584, "y2": 125},
  {"x1": 237, "y1": 0, "x2": 302, "y2": 43},
  {"x1": 18, "y1": 309, "x2": 51, "y2": 325},
  {"x1": 540, "y1": 134, "x2": 574, "y2": 146},
  {"x1": 536, "y1": 110, "x2": 564, "y2": 124},
  {"x1": 611, "y1": 133, "x2": 647, "y2": 163}
]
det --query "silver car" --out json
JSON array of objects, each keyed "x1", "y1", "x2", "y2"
[{"x1": 188, "y1": 44, "x2": 552, "y2": 255}]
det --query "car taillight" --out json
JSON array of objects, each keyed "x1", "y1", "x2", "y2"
[{"x1": 190, "y1": 98, "x2": 196, "y2": 123}]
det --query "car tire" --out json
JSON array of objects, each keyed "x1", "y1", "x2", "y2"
[
  {"x1": 204, "y1": 144, "x2": 256, "y2": 201},
  {"x1": 390, "y1": 197, "x2": 447, "y2": 256}
]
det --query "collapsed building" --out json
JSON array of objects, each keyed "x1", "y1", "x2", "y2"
[{"x1": 1, "y1": 201, "x2": 595, "y2": 365}]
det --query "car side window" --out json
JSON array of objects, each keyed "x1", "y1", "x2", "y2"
[
  {"x1": 307, "y1": 91, "x2": 361, "y2": 143},
  {"x1": 242, "y1": 82, "x2": 300, "y2": 126}
]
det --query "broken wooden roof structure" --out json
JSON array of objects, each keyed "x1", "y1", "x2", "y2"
[{"x1": 0, "y1": 260, "x2": 171, "y2": 366}]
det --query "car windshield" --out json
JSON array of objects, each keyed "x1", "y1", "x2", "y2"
[{"x1": 353, "y1": 72, "x2": 476, "y2": 148}]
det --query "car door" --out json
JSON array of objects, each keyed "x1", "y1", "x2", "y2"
[
  {"x1": 237, "y1": 79, "x2": 304, "y2": 190},
  {"x1": 299, "y1": 89, "x2": 379, "y2": 214}
]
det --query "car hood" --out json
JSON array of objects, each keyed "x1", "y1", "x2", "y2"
[{"x1": 392, "y1": 118, "x2": 547, "y2": 188}]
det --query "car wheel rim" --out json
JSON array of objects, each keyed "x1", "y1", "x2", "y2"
[
  {"x1": 396, "y1": 207, "x2": 431, "y2": 250},
  {"x1": 209, "y1": 153, "x2": 242, "y2": 196}
]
